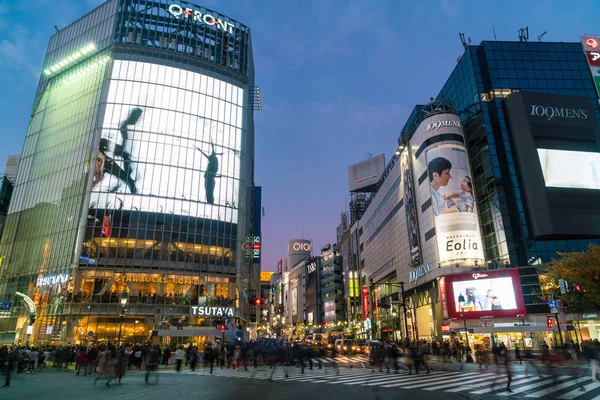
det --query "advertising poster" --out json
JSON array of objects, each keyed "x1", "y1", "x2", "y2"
[
  {"x1": 444, "y1": 269, "x2": 526, "y2": 319},
  {"x1": 425, "y1": 145, "x2": 484, "y2": 264},
  {"x1": 400, "y1": 151, "x2": 421, "y2": 265},
  {"x1": 89, "y1": 60, "x2": 243, "y2": 223}
]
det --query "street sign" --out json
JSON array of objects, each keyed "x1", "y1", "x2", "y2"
[
  {"x1": 559, "y1": 279, "x2": 568, "y2": 294},
  {"x1": 0, "y1": 302, "x2": 11, "y2": 310},
  {"x1": 550, "y1": 308, "x2": 559, "y2": 314},
  {"x1": 88, "y1": 331, "x2": 94, "y2": 337},
  {"x1": 548, "y1": 299, "x2": 558, "y2": 309}
]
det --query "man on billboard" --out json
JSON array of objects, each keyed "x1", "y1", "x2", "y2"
[
  {"x1": 425, "y1": 145, "x2": 484, "y2": 264},
  {"x1": 428, "y1": 157, "x2": 460, "y2": 216}
]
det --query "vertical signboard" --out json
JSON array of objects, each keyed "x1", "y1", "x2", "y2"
[
  {"x1": 581, "y1": 36, "x2": 600, "y2": 98},
  {"x1": 362, "y1": 286, "x2": 369, "y2": 320},
  {"x1": 426, "y1": 145, "x2": 484, "y2": 263},
  {"x1": 438, "y1": 276, "x2": 449, "y2": 319},
  {"x1": 400, "y1": 150, "x2": 421, "y2": 265}
]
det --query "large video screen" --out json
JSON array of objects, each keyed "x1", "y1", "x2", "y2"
[
  {"x1": 89, "y1": 60, "x2": 244, "y2": 222},
  {"x1": 537, "y1": 148, "x2": 600, "y2": 190},
  {"x1": 425, "y1": 145, "x2": 484, "y2": 264},
  {"x1": 452, "y1": 276, "x2": 517, "y2": 312}
]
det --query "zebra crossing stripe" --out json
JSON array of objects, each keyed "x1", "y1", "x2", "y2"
[
  {"x1": 360, "y1": 371, "x2": 450, "y2": 387},
  {"x1": 558, "y1": 381, "x2": 600, "y2": 399},
  {"x1": 495, "y1": 375, "x2": 571, "y2": 396},
  {"x1": 424, "y1": 373, "x2": 497, "y2": 391},
  {"x1": 399, "y1": 372, "x2": 482, "y2": 389},
  {"x1": 379, "y1": 372, "x2": 464, "y2": 388},
  {"x1": 446, "y1": 375, "x2": 510, "y2": 392},
  {"x1": 470, "y1": 376, "x2": 546, "y2": 394},
  {"x1": 328, "y1": 371, "x2": 386, "y2": 384},
  {"x1": 525, "y1": 377, "x2": 590, "y2": 398}
]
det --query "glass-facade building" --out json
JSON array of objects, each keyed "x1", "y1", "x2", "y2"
[
  {"x1": 433, "y1": 40, "x2": 600, "y2": 312},
  {"x1": 0, "y1": 0, "x2": 257, "y2": 346}
]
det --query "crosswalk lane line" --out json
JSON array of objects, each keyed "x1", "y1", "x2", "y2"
[
  {"x1": 328, "y1": 372, "x2": 390, "y2": 384},
  {"x1": 364, "y1": 375, "x2": 448, "y2": 387},
  {"x1": 495, "y1": 375, "x2": 571, "y2": 396},
  {"x1": 347, "y1": 373, "x2": 441, "y2": 386},
  {"x1": 424, "y1": 373, "x2": 497, "y2": 391},
  {"x1": 396, "y1": 372, "x2": 482, "y2": 389},
  {"x1": 380, "y1": 372, "x2": 466, "y2": 388},
  {"x1": 470, "y1": 376, "x2": 547, "y2": 394},
  {"x1": 446, "y1": 376, "x2": 510, "y2": 392},
  {"x1": 525, "y1": 377, "x2": 591, "y2": 398},
  {"x1": 558, "y1": 381, "x2": 600, "y2": 399}
]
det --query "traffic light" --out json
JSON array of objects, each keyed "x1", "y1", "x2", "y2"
[
  {"x1": 546, "y1": 317, "x2": 554, "y2": 329},
  {"x1": 573, "y1": 284, "x2": 582, "y2": 292},
  {"x1": 219, "y1": 324, "x2": 225, "y2": 333},
  {"x1": 255, "y1": 298, "x2": 262, "y2": 306}
]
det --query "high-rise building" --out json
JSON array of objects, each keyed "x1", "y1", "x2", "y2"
[
  {"x1": 0, "y1": 156, "x2": 20, "y2": 240},
  {"x1": 0, "y1": 0, "x2": 257, "y2": 345},
  {"x1": 357, "y1": 38, "x2": 600, "y2": 346}
]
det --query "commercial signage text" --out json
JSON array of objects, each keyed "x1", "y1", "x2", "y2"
[
  {"x1": 426, "y1": 120, "x2": 461, "y2": 131},
  {"x1": 167, "y1": 4, "x2": 235, "y2": 34},
  {"x1": 529, "y1": 105, "x2": 588, "y2": 122},
  {"x1": 362, "y1": 286, "x2": 369, "y2": 320},
  {"x1": 307, "y1": 262, "x2": 317, "y2": 274},
  {"x1": 37, "y1": 273, "x2": 69, "y2": 287},
  {"x1": 190, "y1": 306, "x2": 235, "y2": 317},
  {"x1": 409, "y1": 263, "x2": 431, "y2": 283}
]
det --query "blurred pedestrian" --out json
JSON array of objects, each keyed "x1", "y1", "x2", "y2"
[{"x1": 175, "y1": 346, "x2": 184, "y2": 372}]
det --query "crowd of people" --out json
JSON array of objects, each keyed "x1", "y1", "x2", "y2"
[{"x1": 3, "y1": 338, "x2": 600, "y2": 391}]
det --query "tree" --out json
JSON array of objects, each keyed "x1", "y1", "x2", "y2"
[{"x1": 540, "y1": 245, "x2": 600, "y2": 312}]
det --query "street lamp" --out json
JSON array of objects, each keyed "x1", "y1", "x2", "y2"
[{"x1": 117, "y1": 291, "x2": 129, "y2": 347}]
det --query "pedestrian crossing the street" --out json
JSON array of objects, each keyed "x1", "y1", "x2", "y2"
[{"x1": 162, "y1": 365, "x2": 600, "y2": 398}]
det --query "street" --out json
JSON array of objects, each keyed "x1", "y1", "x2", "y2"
[{"x1": 2, "y1": 363, "x2": 598, "y2": 400}]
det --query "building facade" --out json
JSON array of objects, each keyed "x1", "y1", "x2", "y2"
[
  {"x1": 358, "y1": 39, "x2": 600, "y2": 349},
  {"x1": 0, "y1": 0, "x2": 257, "y2": 346}
]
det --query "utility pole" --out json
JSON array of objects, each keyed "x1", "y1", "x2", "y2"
[{"x1": 399, "y1": 281, "x2": 410, "y2": 345}]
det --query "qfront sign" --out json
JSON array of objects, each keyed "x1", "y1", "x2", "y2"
[
  {"x1": 190, "y1": 306, "x2": 235, "y2": 317},
  {"x1": 409, "y1": 263, "x2": 431, "y2": 283},
  {"x1": 167, "y1": 4, "x2": 235, "y2": 34},
  {"x1": 426, "y1": 120, "x2": 461, "y2": 131}
]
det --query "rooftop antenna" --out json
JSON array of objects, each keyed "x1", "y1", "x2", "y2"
[
  {"x1": 492, "y1": 26, "x2": 498, "y2": 41},
  {"x1": 459, "y1": 33, "x2": 467, "y2": 49},
  {"x1": 365, "y1": 152, "x2": 373, "y2": 160},
  {"x1": 518, "y1": 26, "x2": 529, "y2": 42},
  {"x1": 537, "y1": 31, "x2": 547, "y2": 42},
  {"x1": 53, "y1": 25, "x2": 60, "y2": 32}
]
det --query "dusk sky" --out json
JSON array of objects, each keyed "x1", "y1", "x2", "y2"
[{"x1": 0, "y1": 0, "x2": 597, "y2": 271}]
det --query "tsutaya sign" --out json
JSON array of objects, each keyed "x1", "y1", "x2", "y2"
[
  {"x1": 167, "y1": 4, "x2": 235, "y2": 34},
  {"x1": 409, "y1": 263, "x2": 431, "y2": 283},
  {"x1": 190, "y1": 306, "x2": 235, "y2": 317}
]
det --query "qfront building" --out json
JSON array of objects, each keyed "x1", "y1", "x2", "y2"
[
  {"x1": 0, "y1": 0, "x2": 258, "y2": 346},
  {"x1": 358, "y1": 37, "x2": 600, "y2": 349}
]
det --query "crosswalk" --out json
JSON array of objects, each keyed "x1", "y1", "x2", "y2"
[
  {"x1": 162, "y1": 365, "x2": 600, "y2": 398},
  {"x1": 310, "y1": 355, "x2": 369, "y2": 364}
]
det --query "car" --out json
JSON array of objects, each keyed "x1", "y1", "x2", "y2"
[
  {"x1": 353, "y1": 339, "x2": 367, "y2": 354},
  {"x1": 336, "y1": 339, "x2": 355, "y2": 355}
]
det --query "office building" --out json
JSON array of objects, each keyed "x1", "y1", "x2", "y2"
[{"x1": 0, "y1": 0, "x2": 257, "y2": 345}]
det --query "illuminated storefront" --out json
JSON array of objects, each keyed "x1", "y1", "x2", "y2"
[{"x1": 0, "y1": 0, "x2": 256, "y2": 345}]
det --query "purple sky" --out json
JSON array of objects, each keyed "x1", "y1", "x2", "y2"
[{"x1": 0, "y1": 0, "x2": 597, "y2": 271}]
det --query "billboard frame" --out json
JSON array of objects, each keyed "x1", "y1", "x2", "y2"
[{"x1": 443, "y1": 269, "x2": 526, "y2": 320}]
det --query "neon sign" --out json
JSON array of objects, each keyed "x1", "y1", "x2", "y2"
[
  {"x1": 167, "y1": 4, "x2": 235, "y2": 34},
  {"x1": 587, "y1": 38, "x2": 598, "y2": 49}
]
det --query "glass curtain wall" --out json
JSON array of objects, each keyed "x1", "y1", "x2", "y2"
[{"x1": 0, "y1": 54, "x2": 110, "y2": 343}]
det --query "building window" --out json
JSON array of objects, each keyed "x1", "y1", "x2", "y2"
[
  {"x1": 421, "y1": 199, "x2": 431, "y2": 213},
  {"x1": 425, "y1": 228, "x2": 436, "y2": 241}
]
